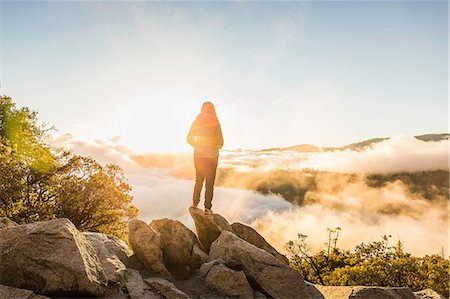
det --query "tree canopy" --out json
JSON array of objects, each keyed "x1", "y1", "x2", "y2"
[{"x1": 0, "y1": 96, "x2": 137, "y2": 239}]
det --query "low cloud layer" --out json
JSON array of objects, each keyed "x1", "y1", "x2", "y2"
[
  {"x1": 49, "y1": 134, "x2": 449, "y2": 257},
  {"x1": 130, "y1": 136, "x2": 448, "y2": 176},
  {"x1": 219, "y1": 136, "x2": 449, "y2": 174}
]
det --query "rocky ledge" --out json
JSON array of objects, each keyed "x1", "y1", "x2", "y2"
[{"x1": 0, "y1": 208, "x2": 444, "y2": 299}]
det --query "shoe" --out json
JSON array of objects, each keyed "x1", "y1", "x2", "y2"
[{"x1": 204, "y1": 208, "x2": 213, "y2": 214}]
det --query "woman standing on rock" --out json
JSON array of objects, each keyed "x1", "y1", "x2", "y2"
[{"x1": 187, "y1": 101, "x2": 224, "y2": 214}]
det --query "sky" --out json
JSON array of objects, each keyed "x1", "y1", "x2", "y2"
[{"x1": 1, "y1": 1, "x2": 448, "y2": 153}]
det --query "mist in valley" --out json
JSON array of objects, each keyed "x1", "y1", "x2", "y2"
[{"x1": 49, "y1": 134, "x2": 449, "y2": 257}]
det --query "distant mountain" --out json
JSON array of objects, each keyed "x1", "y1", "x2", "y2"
[{"x1": 263, "y1": 133, "x2": 449, "y2": 153}]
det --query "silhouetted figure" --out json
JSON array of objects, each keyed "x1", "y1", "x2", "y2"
[{"x1": 187, "y1": 102, "x2": 223, "y2": 214}]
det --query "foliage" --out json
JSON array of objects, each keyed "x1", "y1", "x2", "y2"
[
  {"x1": 286, "y1": 229, "x2": 449, "y2": 296},
  {"x1": 1, "y1": 96, "x2": 55, "y2": 172},
  {"x1": 54, "y1": 155, "x2": 138, "y2": 238},
  {"x1": 0, "y1": 96, "x2": 138, "y2": 239}
]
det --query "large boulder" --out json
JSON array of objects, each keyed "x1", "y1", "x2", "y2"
[
  {"x1": 0, "y1": 217, "x2": 18, "y2": 229},
  {"x1": 203, "y1": 263, "x2": 254, "y2": 299},
  {"x1": 189, "y1": 206, "x2": 234, "y2": 252},
  {"x1": 144, "y1": 277, "x2": 190, "y2": 299},
  {"x1": 315, "y1": 285, "x2": 417, "y2": 299},
  {"x1": 0, "y1": 284, "x2": 50, "y2": 299},
  {"x1": 209, "y1": 231, "x2": 311, "y2": 299},
  {"x1": 84, "y1": 232, "x2": 133, "y2": 283},
  {"x1": 128, "y1": 220, "x2": 169, "y2": 276},
  {"x1": 0, "y1": 218, "x2": 108, "y2": 297},
  {"x1": 150, "y1": 219, "x2": 207, "y2": 278},
  {"x1": 231, "y1": 222, "x2": 289, "y2": 265}
]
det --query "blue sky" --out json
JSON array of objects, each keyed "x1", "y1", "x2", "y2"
[{"x1": 1, "y1": 1, "x2": 448, "y2": 152}]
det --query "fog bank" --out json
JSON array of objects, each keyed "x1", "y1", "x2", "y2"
[{"x1": 49, "y1": 134, "x2": 449, "y2": 256}]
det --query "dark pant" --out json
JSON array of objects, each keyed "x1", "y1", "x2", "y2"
[{"x1": 193, "y1": 156, "x2": 218, "y2": 209}]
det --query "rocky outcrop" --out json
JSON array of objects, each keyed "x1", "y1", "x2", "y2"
[
  {"x1": 315, "y1": 285, "x2": 417, "y2": 299},
  {"x1": 0, "y1": 217, "x2": 18, "y2": 229},
  {"x1": 0, "y1": 215, "x2": 443, "y2": 299},
  {"x1": 144, "y1": 277, "x2": 190, "y2": 299},
  {"x1": 84, "y1": 232, "x2": 133, "y2": 283},
  {"x1": 414, "y1": 289, "x2": 446, "y2": 299},
  {"x1": 0, "y1": 218, "x2": 108, "y2": 297},
  {"x1": 128, "y1": 219, "x2": 169, "y2": 276},
  {"x1": 231, "y1": 222, "x2": 289, "y2": 265},
  {"x1": 204, "y1": 263, "x2": 254, "y2": 298},
  {"x1": 0, "y1": 285, "x2": 50, "y2": 299},
  {"x1": 189, "y1": 206, "x2": 234, "y2": 252},
  {"x1": 150, "y1": 219, "x2": 207, "y2": 278},
  {"x1": 209, "y1": 231, "x2": 311, "y2": 299}
]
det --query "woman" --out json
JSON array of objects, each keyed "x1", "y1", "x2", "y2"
[{"x1": 187, "y1": 101, "x2": 224, "y2": 214}]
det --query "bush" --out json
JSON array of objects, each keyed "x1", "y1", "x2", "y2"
[{"x1": 286, "y1": 229, "x2": 449, "y2": 296}]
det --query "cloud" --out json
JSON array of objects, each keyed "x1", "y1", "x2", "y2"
[
  {"x1": 48, "y1": 133, "x2": 291, "y2": 225},
  {"x1": 48, "y1": 133, "x2": 136, "y2": 166},
  {"x1": 218, "y1": 136, "x2": 449, "y2": 174},
  {"x1": 305, "y1": 136, "x2": 449, "y2": 173},
  {"x1": 132, "y1": 135, "x2": 448, "y2": 176},
  {"x1": 48, "y1": 133, "x2": 449, "y2": 257},
  {"x1": 252, "y1": 203, "x2": 448, "y2": 258}
]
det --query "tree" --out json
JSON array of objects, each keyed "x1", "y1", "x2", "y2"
[
  {"x1": 1, "y1": 96, "x2": 55, "y2": 172},
  {"x1": 286, "y1": 230, "x2": 449, "y2": 296},
  {"x1": 0, "y1": 96, "x2": 138, "y2": 239},
  {"x1": 54, "y1": 155, "x2": 138, "y2": 238}
]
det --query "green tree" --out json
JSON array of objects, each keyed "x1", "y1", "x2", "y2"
[
  {"x1": 1, "y1": 96, "x2": 55, "y2": 172},
  {"x1": 54, "y1": 155, "x2": 138, "y2": 238},
  {"x1": 0, "y1": 96, "x2": 138, "y2": 239},
  {"x1": 286, "y1": 230, "x2": 449, "y2": 296}
]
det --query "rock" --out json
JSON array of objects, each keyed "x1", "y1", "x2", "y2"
[
  {"x1": 150, "y1": 219, "x2": 207, "y2": 277},
  {"x1": 144, "y1": 277, "x2": 190, "y2": 299},
  {"x1": 198, "y1": 259, "x2": 226, "y2": 279},
  {"x1": 231, "y1": 222, "x2": 289, "y2": 265},
  {"x1": 254, "y1": 265, "x2": 312, "y2": 299},
  {"x1": 0, "y1": 218, "x2": 107, "y2": 297},
  {"x1": 0, "y1": 284, "x2": 50, "y2": 299},
  {"x1": 189, "y1": 206, "x2": 234, "y2": 252},
  {"x1": 0, "y1": 217, "x2": 18, "y2": 229},
  {"x1": 209, "y1": 231, "x2": 284, "y2": 269},
  {"x1": 191, "y1": 244, "x2": 209, "y2": 268},
  {"x1": 123, "y1": 269, "x2": 162, "y2": 299},
  {"x1": 305, "y1": 282, "x2": 325, "y2": 299},
  {"x1": 315, "y1": 285, "x2": 417, "y2": 299},
  {"x1": 84, "y1": 232, "x2": 133, "y2": 283},
  {"x1": 209, "y1": 231, "x2": 311, "y2": 299},
  {"x1": 254, "y1": 291, "x2": 267, "y2": 299},
  {"x1": 204, "y1": 263, "x2": 254, "y2": 299},
  {"x1": 414, "y1": 289, "x2": 445, "y2": 299},
  {"x1": 128, "y1": 220, "x2": 169, "y2": 276}
]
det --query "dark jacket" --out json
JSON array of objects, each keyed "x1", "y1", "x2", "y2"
[{"x1": 187, "y1": 112, "x2": 224, "y2": 158}]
